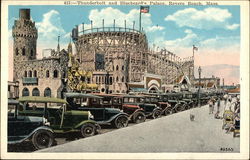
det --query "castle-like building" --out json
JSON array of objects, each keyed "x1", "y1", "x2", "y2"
[{"x1": 12, "y1": 9, "x2": 68, "y2": 98}]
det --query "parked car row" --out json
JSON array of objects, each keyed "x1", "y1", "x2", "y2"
[{"x1": 8, "y1": 91, "x2": 223, "y2": 150}]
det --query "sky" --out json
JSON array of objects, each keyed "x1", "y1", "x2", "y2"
[{"x1": 8, "y1": 5, "x2": 240, "y2": 85}]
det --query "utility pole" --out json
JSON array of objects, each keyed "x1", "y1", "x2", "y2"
[{"x1": 198, "y1": 66, "x2": 202, "y2": 107}]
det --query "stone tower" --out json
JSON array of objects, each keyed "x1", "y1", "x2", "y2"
[{"x1": 12, "y1": 9, "x2": 38, "y2": 80}]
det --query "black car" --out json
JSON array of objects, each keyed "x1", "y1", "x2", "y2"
[
  {"x1": 65, "y1": 92, "x2": 129, "y2": 129},
  {"x1": 8, "y1": 99, "x2": 54, "y2": 150},
  {"x1": 121, "y1": 94, "x2": 162, "y2": 119},
  {"x1": 159, "y1": 93, "x2": 186, "y2": 113}
]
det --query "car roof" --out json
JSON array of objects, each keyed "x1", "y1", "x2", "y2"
[
  {"x1": 18, "y1": 96, "x2": 67, "y2": 104},
  {"x1": 65, "y1": 92, "x2": 103, "y2": 99},
  {"x1": 117, "y1": 94, "x2": 144, "y2": 98},
  {"x1": 92, "y1": 93, "x2": 118, "y2": 97},
  {"x1": 8, "y1": 99, "x2": 19, "y2": 105}
]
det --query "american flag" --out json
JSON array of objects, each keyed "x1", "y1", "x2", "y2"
[
  {"x1": 193, "y1": 45, "x2": 198, "y2": 51},
  {"x1": 140, "y1": 6, "x2": 149, "y2": 13}
]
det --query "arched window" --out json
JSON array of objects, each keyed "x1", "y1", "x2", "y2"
[
  {"x1": 96, "y1": 76, "x2": 99, "y2": 84},
  {"x1": 98, "y1": 76, "x2": 101, "y2": 84},
  {"x1": 122, "y1": 76, "x2": 125, "y2": 82},
  {"x1": 22, "y1": 48, "x2": 25, "y2": 55},
  {"x1": 24, "y1": 71, "x2": 27, "y2": 77},
  {"x1": 15, "y1": 48, "x2": 19, "y2": 55},
  {"x1": 46, "y1": 70, "x2": 50, "y2": 78},
  {"x1": 53, "y1": 70, "x2": 58, "y2": 78},
  {"x1": 101, "y1": 88, "x2": 105, "y2": 92},
  {"x1": 101, "y1": 76, "x2": 104, "y2": 84},
  {"x1": 22, "y1": 88, "x2": 29, "y2": 96},
  {"x1": 34, "y1": 70, "x2": 37, "y2": 77},
  {"x1": 116, "y1": 65, "x2": 119, "y2": 71},
  {"x1": 122, "y1": 65, "x2": 124, "y2": 70},
  {"x1": 30, "y1": 49, "x2": 33, "y2": 57},
  {"x1": 44, "y1": 88, "x2": 51, "y2": 97},
  {"x1": 113, "y1": 66, "x2": 114, "y2": 71},
  {"x1": 29, "y1": 70, "x2": 32, "y2": 77},
  {"x1": 109, "y1": 77, "x2": 113, "y2": 85},
  {"x1": 116, "y1": 76, "x2": 119, "y2": 82},
  {"x1": 32, "y1": 88, "x2": 40, "y2": 96}
]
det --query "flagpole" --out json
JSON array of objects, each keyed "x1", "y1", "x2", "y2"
[{"x1": 139, "y1": 6, "x2": 142, "y2": 32}]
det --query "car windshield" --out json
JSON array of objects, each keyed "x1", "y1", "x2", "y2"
[
  {"x1": 123, "y1": 97, "x2": 143, "y2": 103},
  {"x1": 113, "y1": 97, "x2": 122, "y2": 104}
]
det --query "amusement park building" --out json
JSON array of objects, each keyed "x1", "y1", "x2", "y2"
[{"x1": 11, "y1": 8, "x2": 198, "y2": 98}]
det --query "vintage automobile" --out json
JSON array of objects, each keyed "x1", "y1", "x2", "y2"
[
  {"x1": 91, "y1": 93, "x2": 123, "y2": 110},
  {"x1": 139, "y1": 94, "x2": 172, "y2": 116},
  {"x1": 18, "y1": 96, "x2": 100, "y2": 138},
  {"x1": 182, "y1": 92, "x2": 197, "y2": 110},
  {"x1": 159, "y1": 93, "x2": 186, "y2": 113},
  {"x1": 90, "y1": 93, "x2": 146, "y2": 124},
  {"x1": 121, "y1": 94, "x2": 162, "y2": 119},
  {"x1": 65, "y1": 92, "x2": 129, "y2": 128},
  {"x1": 8, "y1": 99, "x2": 54, "y2": 150}
]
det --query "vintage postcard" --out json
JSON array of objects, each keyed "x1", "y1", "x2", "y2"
[{"x1": 1, "y1": 0, "x2": 249, "y2": 159}]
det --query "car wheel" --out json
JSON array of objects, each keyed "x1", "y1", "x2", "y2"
[
  {"x1": 164, "y1": 108, "x2": 172, "y2": 116},
  {"x1": 175, "y1": 104, "x2": 182, "y2": 112},
  {"x1": 113, "y1": 115, "x2": 129, "y2": 129},
  {"x1": 133, "y1": 111, "x2": 146, "y2": 124},
  {"x1": 152, "y1": 109, "x2": 162, "y2": 119},
  {"x1": 185, "y1": 104, "x2": 190, "y2": 110},
  {"x1": 81, "y1": 123, "x2": 96, "y2": 138},
  {"x1": 32, "y1": 129, "x2": 54, "y2": 150}
]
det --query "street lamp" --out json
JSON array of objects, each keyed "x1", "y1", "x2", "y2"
[{"x1": 198, "y1": 66, "x2": 202, "y2": 107}]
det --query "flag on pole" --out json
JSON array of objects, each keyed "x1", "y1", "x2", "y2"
[
  {"x1": 193, "y1": 45, "x2": 198, "y2": 51},
  {"x1": 140, "y1": 6, "x2": 149, "y2": 13}
]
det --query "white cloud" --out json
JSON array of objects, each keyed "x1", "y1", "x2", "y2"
[
  {"x1": 147, "y1": 25, "x2": 164, "y2": 32},
  {"x1": 36, "y1": 10, "x2": 65, "y2": 43},
  {"x1": 165, "y1": 7, "x2": 239, "y2": 30},
  {"x1": 226, "y1": 23, "x2": 240, "y2": 30},
  {"x1": 163, "y1": 29, "x2": 199, "y2": 48},
  {"x1": 199, "y1": 36, "x2": 240, "y2": 49}
]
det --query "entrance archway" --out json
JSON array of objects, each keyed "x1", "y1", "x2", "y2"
[{"x1": 148, "y1": 85, "x2": 159, "y2": 93}]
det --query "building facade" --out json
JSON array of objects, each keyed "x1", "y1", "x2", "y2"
[
  {"x1": 71, "y1": 24, "x2": 194, "y2": 93},
  {"x1": 12, "y1": 9, "x2": 68, "y2": 98}
]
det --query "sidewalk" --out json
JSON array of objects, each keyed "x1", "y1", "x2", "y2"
[{"x1": 39, "y1": 104, "x2": 240, "y2": 152}]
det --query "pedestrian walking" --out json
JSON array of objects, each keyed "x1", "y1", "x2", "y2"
[
  {"x1": 208, "y1": 98, "x2": 213, "y2": 114},
  {"x1": 223, "y1": 94, "x2": 228, "y2": 106},
  {"x1": 228, "y1": 96, "x2": 232, "y2": 111},
  {"x1": 211, "y1": 97, "x2": 215, "y2": 114},
  {"x1": 217, "y1": 97, "x2": 221, "y2": 113}
]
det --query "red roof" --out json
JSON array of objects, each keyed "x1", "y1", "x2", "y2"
[
  {"x1": 207, "y1": 82, "x2": 215, "y2": 88},
  {"x1": 226, "y1": 87, "x2": 240, "y2": 93}
]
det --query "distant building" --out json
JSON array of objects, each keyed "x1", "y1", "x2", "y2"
[{"x1": 193, "y1": 75, "x2": 220, "y2": 90}]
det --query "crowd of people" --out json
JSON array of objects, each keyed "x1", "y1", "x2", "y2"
[{"x1": 208, "y1": 93, "x2": 240, "y2": 135}]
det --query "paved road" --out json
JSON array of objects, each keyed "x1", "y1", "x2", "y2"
[{"x1": 39, "y1": 103, "x2": 240, "y2": 152}]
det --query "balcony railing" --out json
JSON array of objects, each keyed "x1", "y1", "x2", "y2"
[{"x1": 23, "y1": 77, "x2": 38, "y2": 85}]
